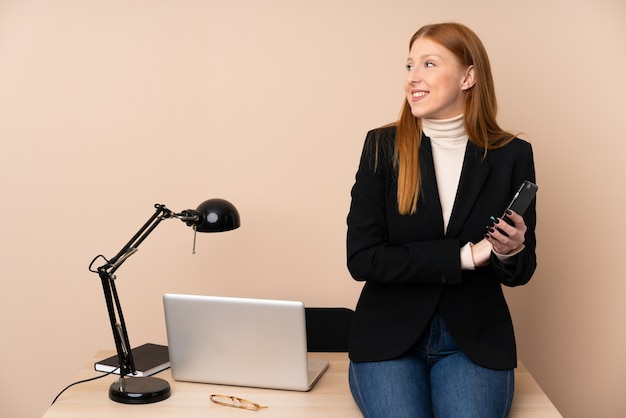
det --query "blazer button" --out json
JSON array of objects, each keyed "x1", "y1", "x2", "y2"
[{"x1": 441, "y1": 276, "x2": 447, "y2": 283}]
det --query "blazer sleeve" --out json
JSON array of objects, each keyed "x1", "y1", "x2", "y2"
[
  {"x1": 346, "y1": 129, "x2": 463, "y2": 286},
  {"x1": 489, "y1": 141, "x2": 537, "y2": 287}
]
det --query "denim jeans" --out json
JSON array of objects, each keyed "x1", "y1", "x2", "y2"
[{"x1": 349, "y1": 312, "x2": 514, "y2": 418}]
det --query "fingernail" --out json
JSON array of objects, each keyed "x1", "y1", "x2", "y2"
[
  {"x1": 484, "y1": 233, "x2": 490, "y2": 239},
  {"x1": 506, "y1": 209, "x2": 512, "y2": 216},
  {"x1": 490, "y1": 216, "x2": 500, "y2": 224}
]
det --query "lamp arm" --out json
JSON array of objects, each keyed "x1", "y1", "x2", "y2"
[
  {"x1": 105, "y1": 204, "x2": 173, "y2": 275},
  {"x1": 98, "y1": 268, "x2": 134, "y2": 377},
  {"x1": 92, "y1": 203, "x2": 176, "y2": 379}
]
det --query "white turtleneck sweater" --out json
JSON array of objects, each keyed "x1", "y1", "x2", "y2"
[
  {"x1": 421, "y1": 114, "x2": 477, "y2": 270},
  {"x1": 422, "y1": 114, "x2": 467, "y2": 233}
]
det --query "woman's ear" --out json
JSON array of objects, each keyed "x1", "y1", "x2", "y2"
[{"x1": 461, "y1": 65, "x2": 476, "y2": 91}]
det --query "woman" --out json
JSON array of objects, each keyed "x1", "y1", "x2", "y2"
[{"x1": 346, "y1": 22, "x2": 536, "y2": 417}]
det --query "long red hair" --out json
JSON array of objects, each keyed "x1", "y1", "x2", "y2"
[{"x1": 392, "y1": 23, "x2": 514, "y2": 215}]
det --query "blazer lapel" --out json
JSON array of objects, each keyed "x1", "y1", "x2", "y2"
[
  {"x1": 419, "y1": 136, "x2": 446, "y2": 238},
  {"x1": 445, "y1": 143, "x2": 492, "y2": 238}
]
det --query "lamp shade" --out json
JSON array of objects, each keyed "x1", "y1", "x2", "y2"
[{"x1": 194, "y1": 198, "x2": 241, "y2": 232}]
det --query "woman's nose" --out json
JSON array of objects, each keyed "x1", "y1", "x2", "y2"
[{"x1": 406, "y1": 67, "x2": 421, "y2": 84}]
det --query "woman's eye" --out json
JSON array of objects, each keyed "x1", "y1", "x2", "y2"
[
  {"x1": 405, "y1": 64, "x2": 414, "y2": 71},
  {"x1": 425, "y1": 61, "x2": 435, "y2": 67}
]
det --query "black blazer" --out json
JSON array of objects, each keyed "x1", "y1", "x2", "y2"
[{"x1": 346, "y1": 126, "x2": 536, "y2": 370}]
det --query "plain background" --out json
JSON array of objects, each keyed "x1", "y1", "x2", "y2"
[{"x1": 1, "y1": 1, "x2": 624, "y2": 417}]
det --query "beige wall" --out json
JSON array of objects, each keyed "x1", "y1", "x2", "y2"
[{"x1": 1, "y1": 1, "x2": 624, "y2": 417}]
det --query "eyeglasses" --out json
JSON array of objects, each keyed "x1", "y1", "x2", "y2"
[{"x1": 210, "y1": 394, "x2": 268, "y2": 411}]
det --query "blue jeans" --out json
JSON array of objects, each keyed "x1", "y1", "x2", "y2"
[{"x1": 349, "y1": 312, "x2": 514, "y2": 418}]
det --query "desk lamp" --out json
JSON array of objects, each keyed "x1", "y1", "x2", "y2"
[{"x1": 88, "y1": 199, "x2": 240, "y2": 404}]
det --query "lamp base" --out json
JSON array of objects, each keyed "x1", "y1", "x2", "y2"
[{"x1": 109, "y1": 376, "x2": 171, "y2": 404}]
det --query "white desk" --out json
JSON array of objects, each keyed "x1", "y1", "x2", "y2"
[{"x1": 43, "y1": 351, "x2": 561, "y2": 417}]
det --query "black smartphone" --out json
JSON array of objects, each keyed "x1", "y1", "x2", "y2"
[{"x1": 502, "y1": 180, "x2": 538, "y2": 222}]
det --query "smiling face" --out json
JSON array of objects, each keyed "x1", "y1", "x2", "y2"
[{"x1": 405, "y1": 37, "x2": 475, "y2": 120}]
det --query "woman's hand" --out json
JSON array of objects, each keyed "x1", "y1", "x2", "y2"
[{"x1": 485, "y1": 210, "x2": 527, "y2": 255}]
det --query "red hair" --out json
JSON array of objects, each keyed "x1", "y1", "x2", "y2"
[{"x1": 392, "y1": 22, "x2": 514, "y2": 215}]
